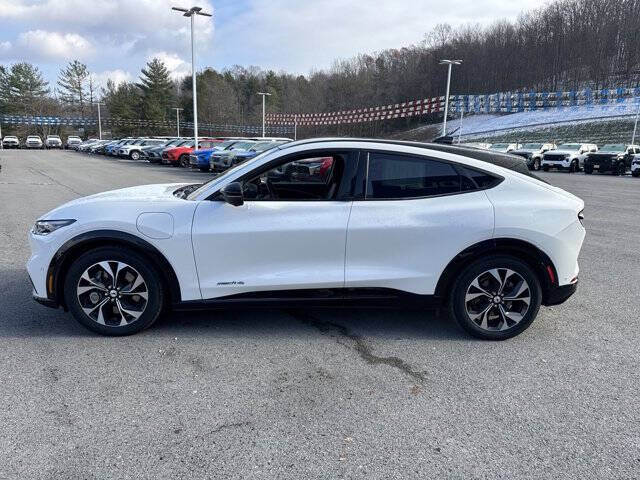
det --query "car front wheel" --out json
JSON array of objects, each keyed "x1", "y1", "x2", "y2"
[
  {"x1": 179, "y1": 155, "x2": 190, "y2": 168},
  {"x1": 130, "y1": 151, "x2": 141, "y2": 161},
  {"x1": 63, "y1": 247, "x2": 164, "y2": 336},
  {"x1": 449, "y1": 256, "x2": 542, "y2": 340},
  {"x1": 532, "y1": 158, "x2": 541, "y2": 171}
]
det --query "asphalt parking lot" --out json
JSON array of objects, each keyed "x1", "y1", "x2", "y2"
[{"x1": 1, "y1": 148, "x2": 639, "y2": 479}]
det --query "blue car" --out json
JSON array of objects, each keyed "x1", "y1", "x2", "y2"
[
  {"x1": 188, "y1": 139, "x2": 252, "y2": 171},
  {"x1": 104, "y1": 138, "x2": 135, "y2": 156},
  {"x1": 210, "y1": 140, "x2": 288, "y2": 173}
]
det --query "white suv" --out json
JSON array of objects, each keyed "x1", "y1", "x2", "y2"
[
  {"x1": 27, "y1": 139, "x2": 585, "y2": 340},
  {"x1": 2, "y1": 135, "x2": 20, "y2": 149},
  {"x1": 25, "y1": 135, "x2": 43, "y2": 149},
  {"x1": 45, "y1": 135, "x2": 63, "y2": 149},
  {"x1": 542, "y1": 143, "x2": 597, "y2": 172}
]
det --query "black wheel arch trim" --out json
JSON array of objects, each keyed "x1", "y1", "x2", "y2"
[
  {"x1": 46, "y1": 229, "x2": 181, "y2": 309},
  {"x1": 435, "y1": 238, "x2": 559, "y2": 305}
]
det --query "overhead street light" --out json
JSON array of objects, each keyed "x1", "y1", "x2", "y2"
[
  {"x1": 439, "y1": 59, "x2": 462, "y2": 136},
  {"x1": 171, "y1": 5, "x2": 212, "y2": 150},
  {"x1": 257, "y1": 92, "x2": 271, "y2": 138}
]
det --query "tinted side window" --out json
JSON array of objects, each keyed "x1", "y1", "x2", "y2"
[
  {"x1": 366, "y1": 153, "x2": 461, "y2": 199},
  {"x1": 459, "y1": 166, "x2": 500, "y2": 189}
]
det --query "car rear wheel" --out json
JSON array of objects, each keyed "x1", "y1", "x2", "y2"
[
  {"x1": 63, "y1": 247, "x2": 164, "y2": 336},
  {"x1": 179, "y1": 155, "x2": 190, "y2": 168},
  {"x1": 449, "y1": 255, "x2": 542, "y2": 340},
  {"x1": 632, "y1": 170, "x2": 640, "y2": 178},
  {"x1": 584, "y1": 165, "x2": 593, "y2": 174},
  {"x1": 616, "y1": 163, "x2": 626, "y2": 176},
  {"x1": 542, "y1": 165, "x2": 549, "y2": 172}
]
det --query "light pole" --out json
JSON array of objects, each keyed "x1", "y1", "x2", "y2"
[
  {"x1": 257, "y1": 92, "x2": 271, "y2": 138},
  {"x1": 439, "y1": 59, "x2": 462, "y2": 136},
  {"x1": 172, "y1": 5, "x2": 212, "y2": 150},
  {"x1": 173, "y1": 107, "x2": 184, "y2": 137},
  {"x1": 93, "y1": 102, "x2": 105, "y2": 139},
  {"x1": 632, "y1": 101, "x2": 640, "y2": 145}
]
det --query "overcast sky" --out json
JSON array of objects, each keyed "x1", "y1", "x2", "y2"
[{"x1": 0, "y1": 0, "x2": 546, "y2": 88}]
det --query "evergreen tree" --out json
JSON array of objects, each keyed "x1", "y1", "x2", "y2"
[
  {"x1": 138, "y1": 58, "x2": 175, "y2": 121},
  {"x1": 57, "y1": 60, "x2": 90, "y2": 112},
  {"x1": 3, "y1": 63, "x2": 49, "y2": 115},
  {"x1": 102, "y1": 79, "x2": 142, "y2": 136}
]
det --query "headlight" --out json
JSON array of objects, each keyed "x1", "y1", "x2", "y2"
[{"x1": 32, "y1": 219, "x2": 76, "y2": 236}]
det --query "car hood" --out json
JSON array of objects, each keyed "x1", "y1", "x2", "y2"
[
  {"x1": 194, "y1": 147, "x2": 220, "y2": 155},
  {"x1": 43, "y1": 183, "x2": 192, "y2": 217}
]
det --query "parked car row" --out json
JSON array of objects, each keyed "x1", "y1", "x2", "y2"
[
  {"x1": 69, "y1": 135, "x2": 293, "y2": 174},
  {"x1": 1, "y1": 134, "x2": 76, "y2": 149},
  {"x1": 463, "y1": 141, "x2": 640, "y2": 176}
]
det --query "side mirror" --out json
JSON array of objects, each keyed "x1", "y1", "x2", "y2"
[{"x1": 220, "y1": 182, "x2": 244, "y2": 207}]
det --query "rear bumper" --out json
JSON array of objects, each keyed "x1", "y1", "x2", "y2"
[{"x1": 543, "y1": 280, "x2": 578, "y2": 306}]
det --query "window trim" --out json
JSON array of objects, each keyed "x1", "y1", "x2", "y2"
[{"x1": 357, "y1": 149, "x2": 504, "y2": 202}]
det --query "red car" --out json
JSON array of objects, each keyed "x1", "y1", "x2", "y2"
[{"x1": 161, "y1": 138, "x2": 222, "y2": 167}]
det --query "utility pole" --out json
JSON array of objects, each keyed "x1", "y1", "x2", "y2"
[
  {"x1": 172, "y1": 5, "x2": 213, "y2": 149},
  {"x1": 257, "y1": 92, "x2": 271, "y2": 138},
  {"x1": 93, "y1": 102, "x2": 105, "y2": 139},
  {"x1": 173, "y1": 107, "x2": 183, "y2": 137},
  {"x1": 439, "y1": 59, "x2": 462, "y2": 136}
]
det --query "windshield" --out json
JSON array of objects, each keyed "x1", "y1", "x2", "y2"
[
  {"x1": 251, "y1": 141, "x2": 283, "y2": 152},
  {"x1": 557, "y1": 143, "x2": 582, "y2": 151},
  {"x1": 522, "y1": 143, "x2": 543, "y2": 149},
  {"x1": 229, "y1": 141, "x2": 255, "y2": 150},
  {"x1": 599, "y1": 144, "x2": 626, "y2": 152},
  {"x1": 48, "y1": 135, "x2": 60, "y2": 139},
  {"x1": 186, "y1": 148, "x2": 279, "y2": 200},
  {"x1": 27, "y1": 136, "x2": 40, "y2": 139},
  {"x1": 490, "y1": 143, "x2": 509, "y2": 149}
]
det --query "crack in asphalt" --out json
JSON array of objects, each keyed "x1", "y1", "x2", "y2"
[
  {"x1": 289, "y1": 310, "x2": 426, "y2": 385},
  {"x1": 209, "y1": 421, "x2": 252, "y2": 434},
  {"x1": 28, "y1": 167, "x2": 85, "y2": 196}
]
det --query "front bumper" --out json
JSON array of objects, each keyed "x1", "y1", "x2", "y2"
[
  {"x1": 33, "y1": 293, "x2": 59, "y2": 309},
  {"x1": 542, "y1": 160, "x2": 570, "y2": 169}
]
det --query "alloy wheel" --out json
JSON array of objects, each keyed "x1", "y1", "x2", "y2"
[
  {"x1": 76, "y1": 260, "x2": 148, "y2": 327},
  {"x1": 464, "y1": 268, "x2": 531, "y2": 332}
]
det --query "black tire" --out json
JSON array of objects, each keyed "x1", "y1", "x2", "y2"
[
  {"x1": 584, "y1": 165, "x2": 593, "y2": 174},
  {"x1": 616, "y1": 163, "x2": 626, "y2": 176},
  {"x1": 179, "y1": 155, "x2": 190, "y2": 168},
  {"x1": 130, "y1": 151, "x2": 141, "y2": 161},
  {"x1": 568, "y1": 160, "x2": 577, "y2": 173},
  {"x1": 542, "y1": 165, "x2": 549, "y2": 172},
  {"x1": 532, "y1": 158, "x2": 541, "y2": 171},
  {"x1": 449, "y1": 255, "x2": 542, "y2": 340},
  {"x1": 632, "y1": 170, "x2": 640, "y2": 178},
  {"x1": 199, "y1": 166, "x2": 210, "y2": 172},
  {"x1": 63, "y1": 247, "x2": 164, "y2": 336}
]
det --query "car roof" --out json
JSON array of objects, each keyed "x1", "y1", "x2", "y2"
[{"x1": 277, "y1": 137, "x2": 542, "y2": 180}]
